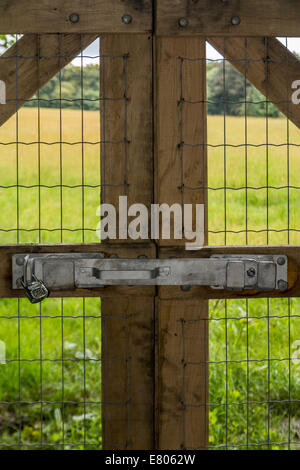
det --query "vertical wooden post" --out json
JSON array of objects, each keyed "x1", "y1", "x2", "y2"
[
  {"x1": 154, "y1": 37, "x2": 209, "y2": 450},
  {"x1": 100, "y1": 34, "x2": 155, "y2": 450}
]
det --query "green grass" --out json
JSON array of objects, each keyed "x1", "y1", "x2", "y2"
[{"x1": 0, "y1": 109, "x2": 300, "y2": 449}]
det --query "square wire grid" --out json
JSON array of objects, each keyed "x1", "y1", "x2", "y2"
[
  {"x1": 178, "y1": 37, "x2": 300, "y2": 450},
  {"x1": 0, "y1": 33, "x2": 131, "y2": 449}
]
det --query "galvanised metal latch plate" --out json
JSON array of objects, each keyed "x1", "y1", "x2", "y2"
[{"x1": 12, "y1": 254, "x2": 288, "y2": 303}]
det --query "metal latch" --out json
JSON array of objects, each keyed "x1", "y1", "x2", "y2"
[{"x1": 12, "y1": 253, "x2": 288, "y2": 303}]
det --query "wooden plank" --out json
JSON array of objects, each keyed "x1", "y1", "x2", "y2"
[
  {"x1": 100, "y1": 34, "x2": 153, "y2": 241},
  {"x1": 102, "y1": 296, "x2": 154, "y2": 449},
  {"x1": 1, "y1": 243, "x2": 300, "y2": 300},
  {"x1": 156, "y1": 0, "x2": 300, "y2": 37},
  {"x1": 0, "y1": 0, "x2": 152, "y2": 33},
  {"x1": 100, "y1": 34, "x2": 154, "y2": 450},
  {"x1": 157, "y1": 299, "x2": 208, "y2": 450},
  {"x1": 154, "y1": 37, "x2": 207, "y2": 247},
  {"x1": 208, "y1": 37, "x2": 300, "y2": 130},
  {"x1": 154, "y1": 37, "x2": 209, "y2": 450},
  {"x1": 159, "y1": 245, "x2": 300, "y2": 300},
  {"x1": 0, "y1": 33, "x2": 97, "y2": 127},
  {"x1": 0, "y1": 242, "x2": 156, "y2": 299}
]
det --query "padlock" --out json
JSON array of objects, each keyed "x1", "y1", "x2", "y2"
[{"x1": 20, "y1": 275, "x2": 49, "y2": 304}]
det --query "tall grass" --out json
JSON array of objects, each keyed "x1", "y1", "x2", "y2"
[{"x1": 0, "y1": 109, "x2": 300, "y2": 448}]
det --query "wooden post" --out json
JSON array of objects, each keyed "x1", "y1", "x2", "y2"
[
  {"x1": 100, "y1": 34, "x2": 155, "y2": 450},
  {"x1": 154, "y1": 37, "x2": 209, "y2": 450}
]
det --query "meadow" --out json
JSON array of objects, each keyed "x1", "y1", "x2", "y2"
[{"x1": 0, "y1": 108, "x2": 300, "y2": 449}]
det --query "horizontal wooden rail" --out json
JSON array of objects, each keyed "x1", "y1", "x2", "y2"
[
  {"x1": 159, "y1": 246, "x2": 300, "y2": 300},
  {"x1": 0, "y1": 0, "x2": 152, "y2": 33},
  {"x1": 0, "y1": 1, "x2": 299, "y2": 36},
  {"x1": 1, "y1": 243, "x2": 300, "y2": 300},
  {"x1": 156, "y1": 0, "x2": 300, "y2": 36}
]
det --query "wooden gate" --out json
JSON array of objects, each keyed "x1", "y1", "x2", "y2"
[{"x1": 0, "y1": 0, "x2": 300, "y2": 450}]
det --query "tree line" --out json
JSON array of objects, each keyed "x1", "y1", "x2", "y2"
[{"x1": 23, "y1": 61, "x2": 281, "y2": 117}]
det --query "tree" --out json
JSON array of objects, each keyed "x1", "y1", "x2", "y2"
[{"x1": 207, "y1": 61, "x2": 281, "y2": 117}]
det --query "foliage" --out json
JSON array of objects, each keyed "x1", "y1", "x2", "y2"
[
  {"x1": 207, "y1": 61, "x2": 281, "y2": 117},
  {"x1": 25, "y1": 65, "x2": 100, "y2": 111},
  {"x1": 0, "y1": 110, "x2": 299, "y2": 448},
  {"x1": 0, "y1": 34, "x2": 15, "y2": 50}
]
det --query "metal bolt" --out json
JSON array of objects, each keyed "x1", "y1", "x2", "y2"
[
  {"x1": 181, "y1": 285, "x2": 191, "y2": 292},
  {"x1": 122, "y1": 14, "x2": 132, "y2": 24},
  {"x1": 247, "y1": 268, "x2": 256, "y2": 278},
  {"x1": 277, "y1": 256, "x2": 286, "y2": 266},
  {"x1": 138, "y1": 255, "x2": 148, "y2": 259},
  {"x1": 178, "y1": 17, "x2": 189, "y2": 28},
  {"x1": 231, "y1": 16, "x2": 241, "y2": 26},
  {"x1": 69, "y1": 13, "x2": 80, "y2": 23},
  {"x1": 278, "y1": 280, "x2": 288, "y2": 291},
  {"x1": 109, "y1": 254, "x2": 118, "y2": 259},
  {"x1": 16, "y1": 257, "x2": 24, "y2": 266}
]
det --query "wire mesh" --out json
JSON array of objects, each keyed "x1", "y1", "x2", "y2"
[
  {"x1": 1, "y1": 31, "x2": 300, "y2": 451},
  {"x1": 0, "y1": 33, "x2": 131, "y2": 449},
  {"x1": 178, "y1": 37, "x2": 300, "y2": 450}
]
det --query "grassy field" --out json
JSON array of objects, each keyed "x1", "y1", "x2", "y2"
[{"x1": 0, "y1": 108, "x2": 300, "y2": 449}]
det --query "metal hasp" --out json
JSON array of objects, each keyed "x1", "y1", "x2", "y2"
[{"x1": 12, "y1": 254, "x2": 288, "y2": 302}]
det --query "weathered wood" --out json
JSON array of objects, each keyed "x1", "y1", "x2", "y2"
[
  {"x1": 0, "y1": 33, "x2": 97, "y2": 127},
  {"x1": 0, "y1": 243, "x2": 156, "y2": 299},
  {"x1": 156, "y1": 0, "x2": 300, "y2": 37},
  {"x1": 102, "y1": 296, "x2": 154, "y2": 450},
  {"x1": 100, "y1": 34, "x2": 153, "y2": 240},
  {"x1": 209, "y1": 37, "x2": 300, "y2": 130},
  {"x1": 157, "y1": 299, "x2": 208, "y2": 450},
  {"x1": 0, "y1": 0, "x2": 152, "y2": 33},
  {"x1": 154, "y1": 37, "x2": 209, "y2": 450},
  {"x1": 100, "y1": 35, "x2": 154, "y2": 450},
  {"x1": 154, "y1": 37, "x2": 207, "y2": 247},
  {"x1": 159, "y1": 245, "x2": 299, "y2": 300}
]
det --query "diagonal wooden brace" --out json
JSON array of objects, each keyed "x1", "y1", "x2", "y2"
[
  {"x1": 208, "y1": 37, "x2": 300, "y2": 129},
  {"x1": 0, "y1": 33, "x2": 98, "y2": 127}
]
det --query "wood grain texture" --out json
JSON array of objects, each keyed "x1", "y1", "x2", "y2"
[
  {"x1": 154, "y1": 37, "x2": 209, "y2": 450},
  {"x1": 209, "y1": 37, "x2": 300, "y2": 130},
  {"x1": 156, "y1": 299, "x2": 208, "y2": 450},
  {"x1": 154, "y1": 37, "x2": 207, "y2": 247},
  {"x1": 159, "y1": 245, "x2": 300, "y2": 300},
  {"x1": 156, "y1": 0, "x2": 300, "y2": 36},
  {"x1": 101, "y1": 34, "x2": 153, "y2": 241},
  {"x1": 102, "y1": 296, "x2": 154, "y2": 450},
  {"x1": 0, "y1": 33, "x2": 97, "y2": 127},
  {"x1": 0, "y1": 0, "x2": 152, "y2": 33},
  {"x1": 100, "y1": 35, "x2": 154, "y2": 450}
]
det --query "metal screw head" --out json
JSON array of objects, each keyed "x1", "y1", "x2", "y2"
[
  {"x1": 231, "y1": 16, "x2": 241, "y2": 26},
  {"x1": 278, "y1": 280, "x2": 288, "y2": 291},
  {"x1": 181, "y1": 285, "x2": 191, "y2": 292},
  {"x1": 69, "y1": 13, "x2": 80, "y2": 23},
  {"x1": 178, "y1": 17, "x2": 189, "y2": 28},
  {"x1": 138, "y1": 255, "x2": 148, "y2": 259},
  {"x1": 109, "y1": 254, "x2": 118, "y2": 259},
  {"x1": 277, "y1": 256, "x2": 286, "y2": 266},
  {"x1": 122, "y1": 14, "x2": 132, "y2": 25},
  {"x1": 247, "y1": 268, "x2": 256, "y2": 278},
  {"x1": 16, "y1": 256, "x2": 24, "y2": 266}
]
